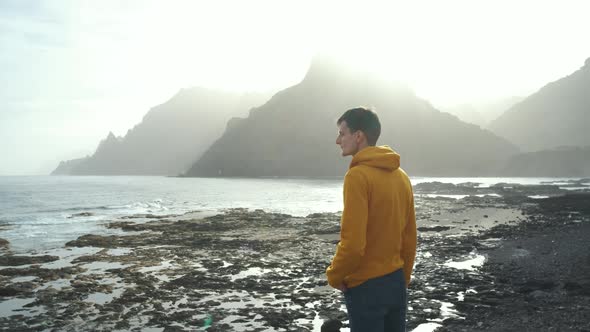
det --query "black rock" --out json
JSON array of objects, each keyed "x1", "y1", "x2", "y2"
[{"x1": 321, "y1": 319, "x2": 343, "y2": 332}]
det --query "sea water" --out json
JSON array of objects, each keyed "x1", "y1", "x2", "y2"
[{"x1": 0, "y1": 175, "x2": 584, "y2": 253}]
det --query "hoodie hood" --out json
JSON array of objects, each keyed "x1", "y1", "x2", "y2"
[{"x1": 350, "y1": 145, "x2": 401, "y2": 171}]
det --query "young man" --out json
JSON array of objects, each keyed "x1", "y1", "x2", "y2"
[{"x1": 326, "y1": 107, "x2": 417, "y2": 332}]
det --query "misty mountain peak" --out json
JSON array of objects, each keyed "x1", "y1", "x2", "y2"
[
  {"x1": 302, "y1": 55, "x2": 357, "y2": 83},
  {"x1": 301, "y1": 54, "x2": 413, "y2": 99},
  {"x1": 94, "y1": 131, "x2": 121, "y2": 156},
  {"x1": 106, "y1": 131, "x2": 118, "y2": 141},
  {"x1": 186, "y1": 58, "x2": 518, "y2": 177}
]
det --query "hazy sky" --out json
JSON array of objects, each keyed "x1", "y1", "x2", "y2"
[{"x1": 1, "y1": 0, "x2": 589, "y2": 175}]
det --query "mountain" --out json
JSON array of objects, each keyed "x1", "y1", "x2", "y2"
[
  {"x1": 52, "y1": 88, "x2": 268, "y2": 175},
  {"x1": 441, "y1": 103, "x2": 486, "y2": 127},
  {"x1": 185, "y1": 57, "x2": 519, "y2": 177},
  {"x1": 489, "y1": 57, "x2": 590, "y2": 151},
  {"x1": 502, "y1": 146, "x2": 590, "y2": 177},
  {"x1": 52, "y1": 157, "x2": 87, "y2": 175},
  {"x1": 441, "y1": 96, "x2": 524, "y2": 128}
]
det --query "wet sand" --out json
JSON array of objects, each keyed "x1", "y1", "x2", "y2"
[{"x1": 0, "y1": 181, "x2": 589, "y2": 331}]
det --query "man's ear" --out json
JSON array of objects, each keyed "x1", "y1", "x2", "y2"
[{"x1": 356, "y1": 131, "x2": 366, "y2": 144}]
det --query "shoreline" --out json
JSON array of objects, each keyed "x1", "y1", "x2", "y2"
[
  {"x1": 0, "y1": 185, "x2": 589, "y2": 330},
  {"x1": 440, "y1": 193, "x2": 590, "y2": 331}
]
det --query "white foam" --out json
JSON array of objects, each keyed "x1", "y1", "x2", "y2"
[
  {"x1": 475, "y1": 193, "x2": 502, "y2": 197},
  {"x1": 561, "y1": 187, "x2": 589, "y2": 191},
  {"x1": 230, "y1": 267, "x2": 276, "y2": 281},
  {"x1": 440, "y1": 301, "x2": 460, "y2": 318},
  {"x1": 457, "y1": 291, "x2": 465, "y2": 301},
  {"x1": 528, "y1": 195, "x2": 549, "y2": 199},
  {"x1": 423, "y1": 194, "x2": 469, "y2": 199},
  {"x1": 444, "y1": 254, "x2": 485, "y2": 270},
  {"x1": 411, "y1": 322, "x2": 442, "y2": 332}
]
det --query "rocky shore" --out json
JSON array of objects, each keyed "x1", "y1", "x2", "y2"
[
  {"x1": 440, "y1": 193, "x2": 590, "y2": 332},
  {"x1": 0, "y1": 181, "x2": 589, "y2": 331}
]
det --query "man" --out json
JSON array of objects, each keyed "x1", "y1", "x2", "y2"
[{"x1": 326, "y1": 107, "x2": 417, "y2": 332}]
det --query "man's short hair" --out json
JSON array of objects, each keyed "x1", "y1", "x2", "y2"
[{"x1": 337, "y1": 107, "x2": 381, "y2": 146}]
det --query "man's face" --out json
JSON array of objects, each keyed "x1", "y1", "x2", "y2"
[{"x1": 336, "y1": 121, "x2": 360, "y2": 157}]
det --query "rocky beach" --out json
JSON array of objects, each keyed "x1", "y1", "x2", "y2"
[{"x1": 1, "y1": 180, "x2": 589, "y2": 331}]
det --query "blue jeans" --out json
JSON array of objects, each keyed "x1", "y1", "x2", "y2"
[{"x1": 344, "y1": 269, "x2": 407, "y2": 332}]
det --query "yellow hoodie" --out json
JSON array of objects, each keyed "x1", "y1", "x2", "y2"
[{"x1": 326, "y1": 145, "x2": 417, "y2": 288}]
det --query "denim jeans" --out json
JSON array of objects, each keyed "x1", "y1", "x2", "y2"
[{"x1": 344, "y1": 269, "x2": 407, "y2": 332}]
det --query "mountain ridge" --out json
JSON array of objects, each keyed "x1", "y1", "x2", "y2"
[
  {"x1": 185, "y1": 58, "x2": 519, "y2": 177},
  {"x1": 52, "y1": 87, "x2": 269, "y2": 175},
  {"x1": 488, "y1": 57, "x2": 590, "y2": 151}
]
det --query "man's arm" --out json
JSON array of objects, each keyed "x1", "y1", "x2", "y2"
[
  {"x1": 401, "y1": 191, "x2": 417, "y2": 286},
  {"x1": 326, "y1": 170, "x2": 368, "y2": 289}
]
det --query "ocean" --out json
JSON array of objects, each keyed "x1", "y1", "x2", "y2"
[{"x1": 0, "y1": 175, "x2": 583, "y2": 253}]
